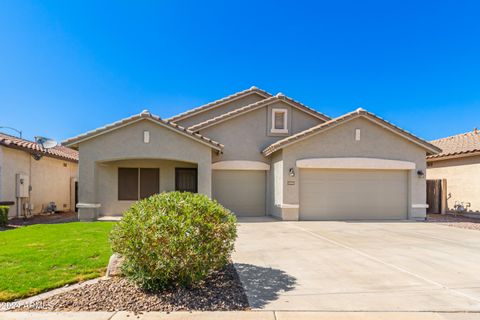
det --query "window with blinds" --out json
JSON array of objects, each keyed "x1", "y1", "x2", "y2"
[
  {"x1": 175, "y1": 168, "x2": 198, "y2": 193},
  {"x1": 118, "y1": 168, "x2": 159, "y2": 200},
  {"x1": 271, "y1": 109, "x2": 288, "y2": 133},
  {"x1": 274, "y1": 111, "x2": 285, "y2": 129}
]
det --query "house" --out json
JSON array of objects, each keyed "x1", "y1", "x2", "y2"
[
  {"x1": 63, "y1": 87, "x2": 440, "y2": 221},
  {"x1": 0, "y1": 133, "x2": 79, "y2": 218},
  {"x1": 426, "y1": 129, "x2": 480, "y2": 214}
]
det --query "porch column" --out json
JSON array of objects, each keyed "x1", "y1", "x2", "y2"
[
  {"x1": 197, "y1": 161, "x2": 212, "y2": 198},
  {"x1": 77, "y1": 157, "x2": 98, "y2": 221}
]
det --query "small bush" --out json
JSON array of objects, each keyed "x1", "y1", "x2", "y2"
[
  {"x1": 110, "y1": 191, "x2": 237, "y2": 291},
  {"x1": 0, "y1": 206, "x2": 9, "y2": 227}
]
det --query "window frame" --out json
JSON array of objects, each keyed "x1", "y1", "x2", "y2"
[{"x1": 271, "y1": 108, "x2": 288, "y2": 133}]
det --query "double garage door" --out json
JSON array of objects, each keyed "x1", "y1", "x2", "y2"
[
  {"x1": 299, "y1": 169, "x2": 408, "y2": 220},
  {"x1": 212, "y1": 170, "x2": 266, "y2": 217}
]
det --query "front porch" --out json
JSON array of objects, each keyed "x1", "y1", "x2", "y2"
[{"x1": 78, "y1": 158, "x2": 211, "y2": 221}]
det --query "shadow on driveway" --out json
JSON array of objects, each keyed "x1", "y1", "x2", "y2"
[{"x1": 234, "y1": 263, "x2": 297, "y2": 309}]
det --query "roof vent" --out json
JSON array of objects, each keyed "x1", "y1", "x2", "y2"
[
  {"x1": 275, "y1": 92, "x2": 285, "y2": 98},
  {"x1": 250, "y1": 86, "x2": 258, "y2": 90},
  {"x1": 356, "y1": 107, "x2": 365, "y2": 113},
  {"x1": 140, "y1": 109, "x2": 151, "y2": 116}
]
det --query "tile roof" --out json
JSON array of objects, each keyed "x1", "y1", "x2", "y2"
[
  {"x1": 188, "y1": 93, "x2": 330, "y2": 132},
  {"x1": 427, "y1": 129, "x2": 480, "y2": 160},
  {"x1": 62, "y1": 110, "x2": 224, "y2": 151},
  {"x1": 262, "y1": 108, "x2": 441, "y2": 156},
  {"x1": 166, "y1": 86, "x2": 273, "y2": 123},
  {"x1": 0, "y1": 132, "x2": 79, "y2": 162}
]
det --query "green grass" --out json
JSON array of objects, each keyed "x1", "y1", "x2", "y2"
[{"x1": 0, "y1": 222, "x2": 114, "y2": 302}]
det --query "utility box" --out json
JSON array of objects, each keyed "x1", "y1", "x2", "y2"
[{"x1": 16, "y1": 173, "x2": 29, "y2": 198}]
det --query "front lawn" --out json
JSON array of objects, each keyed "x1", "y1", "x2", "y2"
[{"x1": 0, "y1": 222, "x2": 114, "y2": 302}]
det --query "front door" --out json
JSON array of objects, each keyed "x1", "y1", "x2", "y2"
[{"x1": 175, "y1": 168, "x2": 198, "y2": 193}]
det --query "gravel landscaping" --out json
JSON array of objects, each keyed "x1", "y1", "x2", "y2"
[
  {"x1": 427, "y1": 213, "x2": 480, "y2": 231},
  {"x1": 13, "y1": 264, "x2": 249, "y2": 312}
]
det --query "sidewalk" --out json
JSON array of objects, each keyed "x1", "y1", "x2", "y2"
[{"x1": 1, "y1": 311, "x2": 479, "y2": 320}]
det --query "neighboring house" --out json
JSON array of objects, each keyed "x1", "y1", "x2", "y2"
[
  {"x1": 427, "y1": 129, "x2": 480, "y2": 214},
  {"x1": 0, "y1": 133, "x2": 78, "y2": 218},
  {"x1": 63, "y1": 86, "x2": 440, "y2": 221}
]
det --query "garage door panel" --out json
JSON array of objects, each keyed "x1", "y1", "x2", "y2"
[
  {"x1": 300, "y1": 169, "x2": 407, "y2": 220},
  {"x1": 212, "y1": 170, "x2": 266, "y2": 217}
]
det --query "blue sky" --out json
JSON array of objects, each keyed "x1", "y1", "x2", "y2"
[{"x1": 1, "y1": 1, "x2": 479, "y2": 142}]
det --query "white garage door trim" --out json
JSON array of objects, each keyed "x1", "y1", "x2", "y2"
[
  {"x1": 297, "y1": 157, "x2": 415, "y2": 170},
  {"x1": 212, "y1": 160, "x2": 270, "y2": 170}
]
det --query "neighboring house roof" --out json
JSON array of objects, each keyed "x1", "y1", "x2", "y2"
[
  {"x1": 427, "y1": 129, "x2": 480, "y2": 161},
  {"x1": 62, "y1": 110, "x2": 224, "y2": 151},
  {"x1": 0, "y1": 132, "x2": 79, "y2": 162},
  {"x1": 188, "y1": 93, "x2": 331, "y2": 132},
  {"x1": 166, "y1": 86, "x2": 273, "y2": 123},
  {"x1": 262, "y1": 108, "x2": 442, "y2": 156}
]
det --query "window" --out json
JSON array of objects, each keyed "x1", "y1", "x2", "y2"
[
  {"x1": 175, "y1": 168, "x2": 198, "y2": 193},
  {"x1": 118, "y1": 168, "x2": 159, "y2": 200},
  {"x1": 118, "y1": 168, "x2": 138, "y2": 200},
  {"x1": 271, "y1": 109, "x2": 288, "y2": 133},
  {"x1": 140, "y1": 168, "x2": 160, "y2": 199}
]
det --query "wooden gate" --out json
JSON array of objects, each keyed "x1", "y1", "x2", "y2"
[{"x1": 426, "y1": 179, "x2": 447, "y2": 214}]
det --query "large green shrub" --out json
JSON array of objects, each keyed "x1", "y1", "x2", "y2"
[
  {"x1": 110, "y1": 191, "x2": 237, "y2": 290},
  {"x1": 0, "y1": 206, "x2": 9, "y2": 227}
]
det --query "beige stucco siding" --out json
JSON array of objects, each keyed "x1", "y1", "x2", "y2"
[
  {"x1": 77, "y1": 119, "x2": 213, "y2": 220},
  {"x1": 200, "y1": 101, "x2": 325, "y2": 163},
  {"x1": 267, "y1": 102, "x2": 321, "y2": 136},
  {"x1": 427, "y1": 155, "x2": 480, "y2": 213},
  {"x1": 278, "y1": 117, "x2": 428, "y2": 220},
  {"x1": 175, "y1": 93, "x2": 266, "y2": 128},
  {"x1": 0, "y1": 146, "x2": 78, "y2": 218}
]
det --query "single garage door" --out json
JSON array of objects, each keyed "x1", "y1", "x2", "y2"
[
  {"x1": 212, "y1": 170, "x2": 266, "y2": 217},
  {"x1": 300, "y1": 169, "x2": 408, "y2": 220}
]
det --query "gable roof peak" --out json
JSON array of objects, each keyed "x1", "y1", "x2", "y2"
[
  {"x1": 188, "y1": 92, "x2": 330, "y2": 132},
  {"x1": 262, "y1": 107, "x2": 441, "y2": 156},
  {"x1": 62, "y1": 110, "x2": 224, "y2": 151},
  {"x1": 166, "y1": 86, "x2": 273, "y2": 123}
]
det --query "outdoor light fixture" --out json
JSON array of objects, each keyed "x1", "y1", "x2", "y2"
[
  {"x1": 417, "y1": 170, "x2": 425, "y2": 178},
  {"x1": 289, "y1": 168, "x2": 295, "y2": 177}
]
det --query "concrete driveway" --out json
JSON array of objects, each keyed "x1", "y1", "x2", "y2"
[{"x1": 233, "y1": 217, "x2": 480, "y2": 312}]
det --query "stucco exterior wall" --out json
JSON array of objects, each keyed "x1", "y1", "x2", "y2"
[
  {"x1": 77, "y1": 119, "x2": 213, "y2": 220},
  {"x1": 277, "y1": 117, "x2": 428, "y2": 220},
  {"x1": 199, "y1": 101, "x2": 324, "y2": 163},
  {"x1": 0, "y1": 146, "x2": 78, "y2": 218},
  {"x1": 427, "y1": 155, "x2": 480, "y2": 213},
  {"x1": 174, "y1": 93, "x2": 266, "y2": 128}
]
